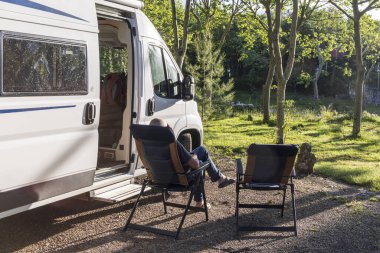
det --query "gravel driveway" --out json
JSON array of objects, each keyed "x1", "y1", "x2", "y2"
[{"x1": 0, "y1": 157, "x2": 379, "y2": 253}]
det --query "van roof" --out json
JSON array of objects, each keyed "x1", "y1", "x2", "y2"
[
  {"x1": 0, "y1": 0, "x2": 143, "y2": 33},
  {"x1": 0, "y1": 0, "x2": 98, "y2": 32},
  {"x1": 104, "y1": 0, "x2": 144, "y2": 9}
]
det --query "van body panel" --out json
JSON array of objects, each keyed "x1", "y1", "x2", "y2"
[
  {"x1": 0, "y1": 2, "x2": 100, "y2": 196},
  {"x1": 0, "y1": 0, "x2": 203, "y2": 219},
  {"x1": 135, "y1": 10, "x2": 165, "y2": 45},
  {"x1": 0, "y1": 0, "x2": 98, "y2": 33}
]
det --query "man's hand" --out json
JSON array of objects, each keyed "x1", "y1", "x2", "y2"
[{"x1": 187, "y1": 154, "x2": 200, "y2": 170}]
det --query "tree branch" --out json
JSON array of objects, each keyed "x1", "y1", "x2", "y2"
[
  {"x1": 283, "y1": 0, "x2": 299, "y2": 82},
  {"x1": 171, "y1": 0, "x2": 179, "y2": 53},
  {"x1": 273, "y1": 0, "x2": 284, "y2": 83},
  {"x1": 178, "y1": 0, "x2": 192, "y2": 68},
  {"x1": 359, "y1": 0, "x2": 380, "y2": 17},
  {"x1": 329, "y1": 0, "x2": 354, "y2": 20}
]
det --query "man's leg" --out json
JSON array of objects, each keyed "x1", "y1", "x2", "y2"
[
  {"x1": 192, "y1": 146, "x2": 222, "y2": 182},
  {"x1": 188, "y1": 173, "x2": 203, "y2": 203}
]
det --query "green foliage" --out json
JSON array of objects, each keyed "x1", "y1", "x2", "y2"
[
  {"x1": 100, "y1": 47, "x2": 128, "y2": 75},
  {"x1": 187, "y1": 27, "x2": 234, "y2": 119},
  {"x1": 319, "y1": 104, "x2": 338, "y2": 122},
  {"x1": 362, "y1": 111, "x2": 380, "y2": 123},
  {"x1": 143, "y1": 0, "x2": 185, "y2": 50},
  {"x1": 296, "y1": 71, "x2": 312, "y2": 88},
  {"x1": 203, "y1": 91, "x2": 380, "y2": 191},
  {"x1": 298, "y1": 8, "x2": 353, "y2": 62}
]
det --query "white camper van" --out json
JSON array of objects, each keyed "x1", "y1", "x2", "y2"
[{"x1": 0, "y1": 0, "x2": 203, "y2": 219}]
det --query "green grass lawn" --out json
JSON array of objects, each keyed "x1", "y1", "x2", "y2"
[{"x1": 203, "y1": 93, "x2": 380, "y2": 191}]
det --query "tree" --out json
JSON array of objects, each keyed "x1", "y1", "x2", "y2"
[
  {"x1": 144, "y1": 0, "x2": 176, "y2": 48},
  {"x1": 329, "y1": 0, "x2": 380, "y2": 137},
  {"x1": 242, "y1": 0, "x2": 276, "y2": 123},
  {"x1": 192, "y1": 0, "x2": 243, "y2": 60},
  {"x1": 170, "y1": 0, "x2": 191, "y2": 69},
  {"x1": 272, "y1": 0, "x2": 299, "y2": 144},
  {"x1": 188, "y1": 26, "x2": 234, "y2": 119},
  {"x1": 361, "y1": 16, "x2": 380, "y2": 91},
  {"x1": 241, "y1": 0, "x2": 320, "y2": 123},
  {"x1": 298, "y1": 9, "x2": 353, "y2": 100}
]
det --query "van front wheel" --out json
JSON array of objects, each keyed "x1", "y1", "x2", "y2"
[{"x1": 178, "y1": 133, "x2": 192, "y2": 152}]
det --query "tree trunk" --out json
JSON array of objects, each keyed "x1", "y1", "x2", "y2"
[
  {"x1": 170, "y1": 0, "x2": 179, "y2": 61},
  {"x1": 352, "y1": 2, "x2": 366, "y2": 137},
  {"x1": 177, "y1": 0, "x2": 191, "y2": 69},
  {"x1": 329, "y1": 61, "x2": 336, "y2": 95},
  {"x1": 262, "y1": 2, "x2": 275, "y2": 124},
  {"x1": 272, "y1": 0, "x2": 299, "y2": 144},
  {"x1": 276, "y1": 82, "x2": 286, "y2": 144},
  {"x1": 313, "y1": 45, "x2": 323, "y2": 100},
  {"x1": 170, "y1": 0, "x2": 191, "y2": 69},
  {"x1": 262, "y1": 59, "x2": 275, "y2": 123}
]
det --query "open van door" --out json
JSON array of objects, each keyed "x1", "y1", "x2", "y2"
[{"x1": 140, "y1": 38, "x2": 187, "y2": 133}]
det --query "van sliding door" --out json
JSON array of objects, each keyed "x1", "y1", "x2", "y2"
[{"x1": 0, "y1": 32, "x2": 99, "y2": 215}]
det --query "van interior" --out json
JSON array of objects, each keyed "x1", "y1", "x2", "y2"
[{"x1": 96, "y1": 19, "x2": 133, "y2": 174}]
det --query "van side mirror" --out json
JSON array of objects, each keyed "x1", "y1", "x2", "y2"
[{"x1": 182, "y1": 75, "x2": 195, "y2": 100}]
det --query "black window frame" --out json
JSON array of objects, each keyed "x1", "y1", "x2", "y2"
[
  {"x1": 0, "y1": 31, "x2": 88, "y2": 97},
  {"x1": 148, "y1": 44, "x2": 182, "y2": 99}
]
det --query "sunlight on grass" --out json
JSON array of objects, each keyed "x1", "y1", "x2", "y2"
[{"x1": 203, "y1": 100, "x2": 380, "y2": 191}]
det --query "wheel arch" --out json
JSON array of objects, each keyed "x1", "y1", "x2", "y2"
[{"x1": 178, "y1": 128, "x2": 202, "y2": 150}]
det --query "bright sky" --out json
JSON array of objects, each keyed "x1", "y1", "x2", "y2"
[{"x1": 370, "y1": 9, "x2": 380, "y2": 20}]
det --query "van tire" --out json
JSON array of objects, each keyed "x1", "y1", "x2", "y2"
[{"x1": 178, "y1": 133, "x2": 192, "y2": 152}]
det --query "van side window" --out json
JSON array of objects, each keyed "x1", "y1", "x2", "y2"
[
  {"x1": 148, "y1": 45, "x2": 167, "y2": 97},
  {"x1": 163, "y1": 50, "x2": 181, "y2": 98},
  {"x1": 148, "y1": 45, "x2": 181, "y2": 99},
  {"x1": 1, "y1": 33, "x2": 87, "y2": 95}
]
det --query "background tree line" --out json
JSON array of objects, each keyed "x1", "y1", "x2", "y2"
[{"x1": 143, "y1": 0, "x2": 380, "y2": 143}]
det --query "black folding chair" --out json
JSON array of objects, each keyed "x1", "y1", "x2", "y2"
[
  {"x1": 123, "y1": 124, "x2": 209, "y2": 239},
  {"x1": 235, "y1": 144, "x2": 299, "y2": 236}
]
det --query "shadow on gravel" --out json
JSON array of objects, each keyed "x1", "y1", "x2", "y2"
[{"x1": 0, "y1": 181, "x2": 379, "y2": 253}]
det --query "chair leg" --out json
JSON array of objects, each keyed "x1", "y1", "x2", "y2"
[
  {"x1": 290, "y1": 183, "x2": 297, "y2": 236},
  {"x1": 235, "y1": 187, "x2": 240, "y2": 236},
  {"x1": 201, "y1": 178, "x2": 208, "y2": 221},
  {"x1": 175, "y1": 189, "x2": 195, "y2": 240},
  {"x1": 123, "y1": 180, "x2": 148, "y2": 231},
  {"x1": 162, "y1": 190, "x2": 167, "y2": 214},
  {"x1": 281, "y1": 188, "x2": 287, "y2": 217}
]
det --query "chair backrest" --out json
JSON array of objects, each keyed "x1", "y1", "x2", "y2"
[
  {"x1": 244, "y1": 144, "x2": 299, "y2": 184},
  {"x1": 130, "y1": 124, "x2": 189, "y2": 186}
]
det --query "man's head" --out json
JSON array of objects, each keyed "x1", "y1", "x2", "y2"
[{"x1": 149, "y1": 118, "x2": 168, "y2": 127}]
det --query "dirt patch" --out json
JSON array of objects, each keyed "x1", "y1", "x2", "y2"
[{"x1": 0, "y1": 157, "x2": 379, "y2": 253}]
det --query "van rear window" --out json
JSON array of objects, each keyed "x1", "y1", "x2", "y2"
[{"x1": 1, "y1": 33, "x2": 87, "y2": 96}]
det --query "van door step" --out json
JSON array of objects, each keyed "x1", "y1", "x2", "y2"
[{"x1": 91, "y1": 184, "x2": 151, "y2": 203}]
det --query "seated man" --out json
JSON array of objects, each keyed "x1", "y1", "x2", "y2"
[{"x1": 150, "y1": 118, "x2": 235, "y2": 208}]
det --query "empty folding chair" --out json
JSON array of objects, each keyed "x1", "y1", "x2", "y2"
[
  {"x1": 235, "y1": 144, "x2": 299, "y2": 236},
  {"x1": 124, "y1": 124, "x2": 209, "y2": 239}
]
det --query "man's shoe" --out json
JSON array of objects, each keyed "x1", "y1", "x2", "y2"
[
  {"x1": 195, "y1": 202, "x2": 212, "y2": 209},
  {"x1": 218, "y1": 177, "x2": 235, "y2": 188}
]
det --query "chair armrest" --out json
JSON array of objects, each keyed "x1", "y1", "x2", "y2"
[
  {"x1": 236, "y1": 158, "x2": 244, "y2": 175},
  {"x1": 186, "y1": 161, "x2": 210, "y2": 177}
]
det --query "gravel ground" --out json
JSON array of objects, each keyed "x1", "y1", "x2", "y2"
[{"x1": 0, "y1": 157, "x2": 379, "y2": 253}]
